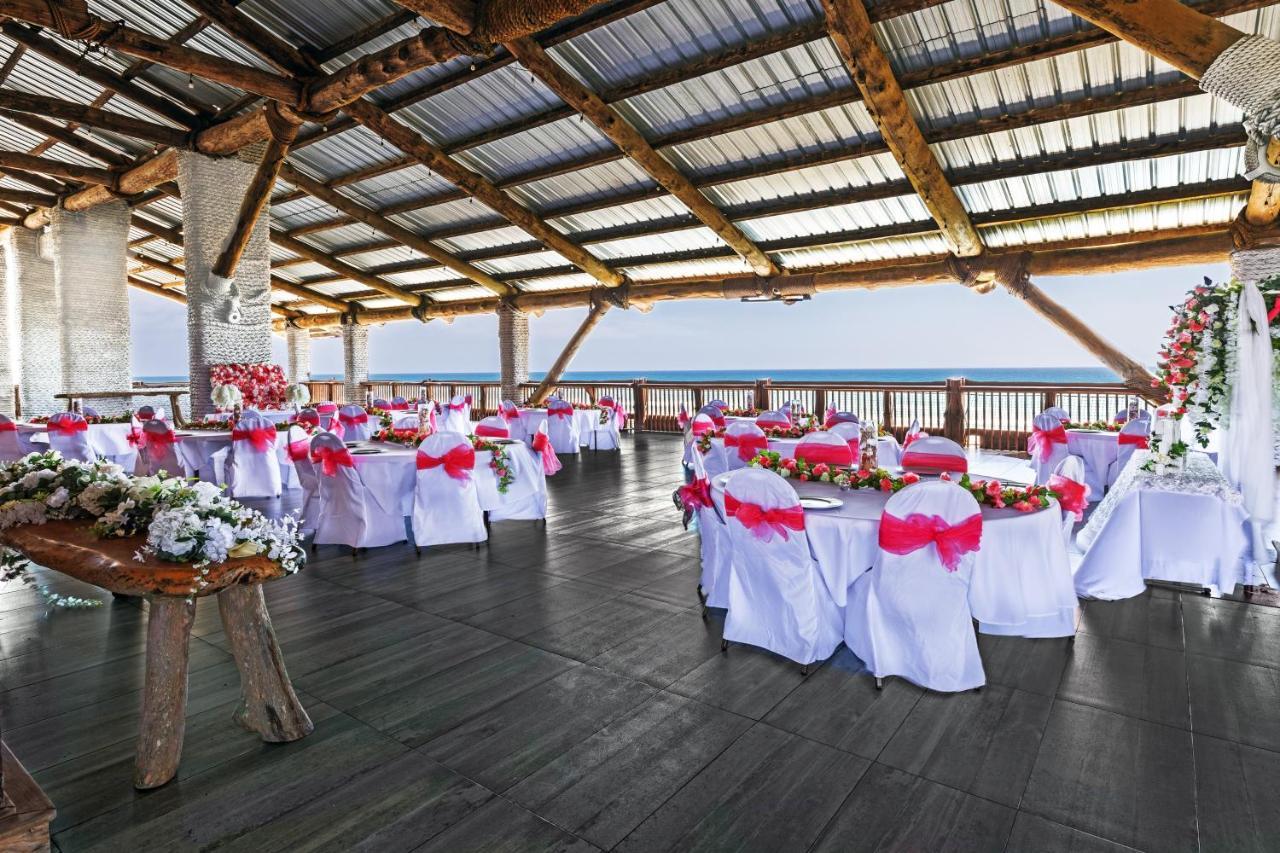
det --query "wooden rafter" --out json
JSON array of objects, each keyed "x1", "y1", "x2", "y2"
[
  {"x1": 508, "y1": 36, "x2": 781, "y2": 278},
  {"x1": 211, "y1": 111, "x2": 300, "y2": 280},
  {"x1": 0, "y1": 89, "x2": 190, "y2": 148},
  {"x1": 392, "y1": 1, "x2": 476, "y2": 34},
  {"x1": 3, "y1": 109, "x2": 131, "y2": 167},
  {"x1": 270, "y1": 230, "x2": 421, "y2": 305},
  {"x1": 0, "y1": 150, "x2": 115, "y2": 185},
  {"x1": 821, "y1": 0, "x2": 981, "y2": 258}
]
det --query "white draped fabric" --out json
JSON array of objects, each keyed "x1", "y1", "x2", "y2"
[
  {"x1": 46, "y1": 412, "x2": 95, "y2": 463},
  {"x1": 516, "y1": 408, "x2": 595, "y2": 445},
  {"x1": 440, "y1": 395, "x2": 472, "y2": 434},
  {"x1": 1105, "y1": 419, "x2": 1150, "y2": 489},
  {"x1": 1074, "y1": 451, "x2": 1250, "y2": 599},
  {"x1": 226, "y1": 412, "x2": 282, "y2": 499},
  {"x1": 310, "y1": 433, "x2": 406, "y2": 549},
  {"x1": 545, "y1": 401, "x2": 580, "y2": 454},
  {"x1": 338, "y1": 405, "x2": 374, "y2": 442},
  {"x1": 413, "y1": 432, "x2": 487, "y2": 547},
  {"x1": 206, "y1": 409, "x2": 294, "y2": 425},
  {"x1": 1220, "y1": 281, "x2": 1275, "y2": 544},
  {"x1": 0, "y1": 415, "x2": 25, "y2": 461},
  {"x1": 139, "y1": 420, "x2": 185, "y2": 477},
  {"x1": 1029, "y1": 412, "x2": 1071, "y2": 485},
  {"x1": 690, "y1": 446, "x2": 731, "y2": 609}
]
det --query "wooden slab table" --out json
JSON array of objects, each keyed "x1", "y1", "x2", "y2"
[{"x1": 0, "y1": 520, "x2": 312, "y2": 789}]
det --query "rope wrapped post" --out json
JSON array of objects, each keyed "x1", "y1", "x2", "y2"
[{"x1": 1199, "y1": 34, "x2": 1280, "y2": 186}]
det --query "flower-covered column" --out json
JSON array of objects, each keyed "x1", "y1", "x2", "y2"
[
  {"x1": 178, "y1": 144, "x2": 274, "y2": 419},
  {"x1": 497, "y1": 303, "x2": 529, "y2": 402},
  {"x1": 6, "y1": 227, "x2": 62, "y2": 417},
  {"x1": 341, "y1": 321, "x2": 368, "y2": 405},
  {"x1": 286, "y1": 326, "x2": 311, "y2": 384},
  {"x1": 51, "y1": 201, "x2": 133, "y2": 415}
]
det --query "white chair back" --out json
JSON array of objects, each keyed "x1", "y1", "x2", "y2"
[
  {"x1": 1029, "y1": 412, "x2": 1070, "y2": 485},
  {"x1": 140, "y1": 419, "x2": 184, "y2": 476},
  {"x1": 441, "y1": 394, "x2": 472, "y2": 434},
  {"x1": 286, "y1": 425, "x2": 319, "y2": 533},
  {"x1": 903, "y1": 418, "x2": 924, "y2": 449},
  {"x1": 1042, "y1": 406, "x2": 1070, "y2": 424},
  {"x1": 486, "y1": 442, "x2": 549, "y2": 522},
  {"x1": 46, "y1": 412, "x2": 95, "y2": 462},
  {"x1": 706, "y1": 398, "x2": 728, "y2": 410},
  {"x1": 294, "y1": 408, "x2": 321, "y2": 429},
  {"x1": 1107, "y1": 418, "x2": 1151, "y2": 487},
  {"x1": 1049, "y1": 455, "x2": 1089, "y2": 547},
  {"x1": 413, "y1": 431, "x2": 486, "y2": 547},
  {"x1": 827, "y1": 422, "x2": 862, "y2": 461},
  {"x1": 474, "y1": 415, "x2": 509, "y2": 438},
  {"x1": 499, "y1": 399, "x2": 527, "y2": 442},
  {"x1": 720, "y1": 468, "x2": 841, "y2": 665},
  {"x1": 688, "y1": 442, "x2": 731, "y2": 608},
  {"x1": 310, "y1": 432, "x2": 367, "y2": 548},
  {"x1": 545, "y1": 399, "x2": 579, "y2": 455},
  {"x1": 795, "y1": 431, "x2": 854, "y2": 468},
  {"x1": 900, "y1": 435, "x2": 968, "y2": 474},
  {"x1": 722, "y1": 421, "x2": 767, "y2": 470},
  {"x1": 390, "y1": 396, "x2": 411, "y2": 410},
  {"x1": 228, "y1": 411, "x2": 281, "y2": 499},
  {"x1": 338, "y1": 404, "x2": 373, "y2": 441},
  {"x1": 755, "y1": 410, "x2": 790, "y2": 429},
  {"x1": 0, "y1": 414, "x2": 25, "y2": 461},
  {"x1": 392, "y1": 413, "x2": 421, "y2": 431},
  {"x1": 697, "y1": 405, "x2": 725, "y2": 428},
  {"x1": 844, "y1": 480, "x2": 986, "y2": 692},
  {"x1": 588, "y1": 396, "x2": 622, "y2": 451}
]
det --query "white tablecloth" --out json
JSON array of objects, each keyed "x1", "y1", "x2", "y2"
[
  {"x1": 174, "y1": 429, "x2": 295, "y2": 487},
  {"x1": 341, "y1": 442, "x2": 544, "y2": 516},
  {"x1": 518, "y1": 408, "x2": 598, "y2": 444},
  {"x1": 18, "y1": 422, "x2": 138, "y2": 467},
  {"x1": 1066, "y1": 429, "x2": 1117, "y2": 499},
  {"x1": 709, "y1": 475, "x2": 1076, "y2": 637},
  {"x1": 689, "y1": 435, "x2": 900, "y2": 473},
  {"x1": 205, "y1": 409, "x2": 295, "y2": 425},
  {"x1": 1074, "y1": 451, "x2": 1250, "y2": 599}
]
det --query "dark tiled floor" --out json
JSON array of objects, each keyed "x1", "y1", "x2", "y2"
[{"x1": 3, "y1": 433, "x2": 1276, "y2": 851}]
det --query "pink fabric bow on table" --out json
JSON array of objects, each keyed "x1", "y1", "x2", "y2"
[
  {"x1": 900, "y1": 450, "x2": 968, "y2": 474},
  {"x1": 724, "y1": 432, "x2": 768, "y2": 461},
  {"x1": 531, "y1": 428, "x2": 562, "y2": 475},
  {"x1": 1118, "y1": 433, "x2": 1149, "y2": 448},
  {"x1": 232, "y1": 426, "x2": 276, "y2": 452},
  {"x1": 311, "y1": 444, "x2": 354, "y2": 476},
  {"x1": 417, "y1": 445, "x2": 476, "y2": 481},
  {"x1": 723, "y1": 492, "x2": 805, "y2": 542},
  {"x1": 1047, "y1": 474, "x2": 1089, "y2": 521},
  {"x1": 1027, "y1": 424, "x2": 1068, "y2": 462},
  {"x1": 47, "y1": 418, "x2": 88, "y2": 435},
  {"x1": 879, "y1": 511, "x2": 983, "y2": 572}
]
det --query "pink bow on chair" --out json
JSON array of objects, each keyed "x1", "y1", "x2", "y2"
[
  {"x1": 879, "y1": 511, "x2": 983, "y2": 572},
  {"x1": 338, "y1": 412, "x2": 368, "y2": 427},
  {"x1": 901, "y1": 450, "x2": 967, "y2": 474},
  {"x1": 232, "y1": 426, "x2": 276, "y2": 452},
  {"x1": 127, "y1": 429, "x2": 147, "y2": 449},
  {"x1": 310, "y1": 445, "x2": 354, "y2": 476},
  {"x1": 1118, "y1": 433, "x2": 1149, "y2": 448},
  {"x1": 446, "y1": 401, "x2": 467, "y2": 412},
  {"x1": 823, "y1": 404, "x2": 837, "y2": 429},
  {"x1": 531, "y1": 430, "x2": 561, "y2": 475},
  {"x1": 287, "y1": 439, "x2": 311, "y2": 462},
  {"x1": 724, "y1": 433, "x2": 767, "y2": 461},
  {"x1": 0, "y1": 421, "x2": 16, "y2": 432},
  {"x1": 1047, "y1": 474, "x2": 1089, "y2": 521},
  {"x1": 1027, "y1": 424, "x2": 1068, "y2": 462},
  {"x1": 417, "y1": 445, "x2": 475, "y2": 481},
  {"x1": 475, "y1": 423, "x2": 508, "y2": 438},
  {"x1": 796, "y1": 442, "x2": 853, "y2": 467},
  {"x1": 47, "y1": 419, "x2": 88, "y2": 435},
  {"x1": 723, "y1": 493, "x2": 805, "y2": 542}
]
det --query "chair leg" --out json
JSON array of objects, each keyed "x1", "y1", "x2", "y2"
[
  {"x1": 800, "y1": 664, "x2": 809, "y2": 677},
  {"x1": 350, "y1": 546, "x2": 358, "y2": 561},
  {"x1": 874, "y1": 676, "x2": 883, "y2": 690},
  {"x1": 696, "y1": 583, "x2": 706, "y2": 604},
  {"x1": 720, "y1": 638, "x2": 729, "y2": 653}
]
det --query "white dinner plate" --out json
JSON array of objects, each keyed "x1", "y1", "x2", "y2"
[
  {"x1": 351, "y1": 448, "x2": 383, "y2": 455},
  {"x1": 799, "y1": 496, "x2": 843, "y2": 510}
]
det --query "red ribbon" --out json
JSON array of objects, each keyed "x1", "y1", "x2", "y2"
[
  {"x1": 903, "y1": 431, "x2": 921, "y2": 449},
  {"x1": 723, "y1": 493, "x2": 805, "y2": 541},
  {"x1": 1047, "y1": 474, "x2": 1089, "y2": 521},
  {"x1": 143, "y1": 430, "x2": 178, "y2": 446},
  {"x1": 679, "y1": 477, "x2": 712, "y2": 510},
  {"x1": 500, "y1": 407, "x2": 520, "y2": 422},
  {"x1": 796, "y1": 441, "x2": 853, "y2": 467},
  {"x1": 757, "y1": 414, "x2": 789, "y2": 429},
  {"x1": 339, "y1": 413, "x2": 369, "y2": 426},
  {"x1": 47, "y1": 418, "x2": 88, "y2": 435},
  {"x1": 387, "y1": 402, "x2": 410, "y2": 410},
  {"x1": 231, "y1": 426, "x2": 276, "y2": 452},
  {"x1": 475, "y1": 423, "x2": 508, "y2": 437},
  {"x1": 310, "y1": 444, "x2": 353, "y2": 476},
  {"x1": 691, "y1": 418, "x2": 714, "y2": 437},
  {"x1": 724, "y1": 432, "x2": 768, "y2": 461},
  {"x1": 287, "y1": 439, "x2": 311, "y2": 461},
  {"x1": 316, "y1": 403, "x2": 337, "y2": 414},
  {"x1": 901, "y1": 450, "x2": 968, "y2": 473},
  {"x1": 447, "y1": 402, "x2": 467, "y2": 412},
  {"x1": 879, "y1": 511, "x2": 983, "y2": 572},
  {"x1": 549, "y1": 407, "x2": 572, "y2": 419},
  {"x1": 417, "y1": 445, "x2": 475, "y2": 481},
  {"x1": 1028, "y1": 425, "x2": 1068, "y2": 462},
  {"x1": 127, "y1": 429, "x2": 146, "y2": 449},
  {"x1": 1118, "y1": 433, "x2": 1150, "y2": 448},
  {"x1": 531, "y1": 430, "x2": 560, "y2": 474},
  {"x1": 0, "y1": 420, "x2": 16, "y2": 432},
  {"x1": 706, "y1": 413, "x2": 726, "y2": 428},
  {"x1": 464, "y1": 394, "x2": 473, "y2": 405},
  {"x1": 293, "y1": 411, "x2": 320, "y2": 426},
  {"x1": 823, "y1": 405, "x2": 837, "y2": 429}
]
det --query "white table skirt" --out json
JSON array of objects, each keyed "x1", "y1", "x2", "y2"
[
  {"x1": 518, "y1": 408, "x2": 597, "y2": 444},
  {"x1": 18, "y1": 422, "x2": 139, "y2": 468},
  {"x1": 710, "y1": 475, "x2": 1076, "y2": 637},
  {"x1": 343, "y1": 442, "x2": 544, "y2": 516},
  {"x1": 1074, "y1": 452, "x2": 1249, "y2": 599},
  {"x1": 1066, "y1": 430, "x2": 1117, "y2": 499}
]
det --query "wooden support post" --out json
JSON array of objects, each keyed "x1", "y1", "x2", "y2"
[
  {"x1": 753, "y1": 379, "x2": 771, "y2": 412},
  {"x1": 526, "y1": 302, "x2": 610, "y2": 406},
  {"x1": 633, "y1": 378, "x2": 648, "y2": 432},
  {"x1": 217, "y1": 584, "x2": 313, "y2": 743},
  {"x1": 134, "y1": 597, "x2": 196, "y2": 790},
  {"x1": 943, "y1": 377, "x2": 966, "y2": 444},
  {"x1": 882, "y1": 389, "x2": 895, "y2": 433}
]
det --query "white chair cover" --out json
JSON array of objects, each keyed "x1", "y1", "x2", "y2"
[
  {"x1": 310, "y1": 432, "x2": 406, "y2": 549},
  {"x1": 689, "y1": 446, "x2": 731, "y2": 609},
  {"x1": 697, "y1": 405, "x2": 726, "y2": 429},
  {"x1": 756, "y1": 410, "x2": 789, "y2": 429},
  {"x1": 140, "y1": 420, "x2": 184, "y2": 477},
  {"x1": 903, "y1": 418, "x2": 924, "y2": 449},
  {"x1": 500, "y1": 400, "x2": 527, "y2": 442},
  {"x1": 371, "y1": 397, "x2": 390, "y2": 410},
  {"x1": 530, "y1": 421, "x2": 562, "y2": 475},
  {"x1": 441, "y1": 394, "x2": 472, "y2": 434},
  {"x1": 1042, "y1": 406, "x2": 1070, "y2": 424},
  {"x1": 294, "y1": 408, "x2": 321, "y2": 430},
  {"x1": 228, "y1": 411, "x2": 282, "y2": 499},
  {"x1": 900, "y1": 435, "x2": 968, "y2": 474},
  {"x1": 1050, "y1": 455, "x2": 1088, "y2": 548},
  {"x1": 1106, "y1": 419, "x2": 1151, "y2": 488},
  {"x1": 706, "y1": 399, "x2": 728, "y2": 410},
  {"x1": 486, "y1": 444, "x2": 548, "y2": 522},
  {"x1": 545, "y1": 399, "x2": 580, "y2": 455},
  {"x1": 286, "y1": 425, "x2": 320, "y2": 534},
  {"x1": 720, "y1": 468, "x2": 842, "y2": 665},
  {"x1": 844, "y1": 480, "x2": 986, "y2": 692},
  {"x1": 338, "y1": 405, "x2": 373, "y2": 441},
  {"x1": 390, "y1": 396, "x2": 411, "y2": 410},
  {"x1": 46, "y1": 412, "x2": 96, "y2": 462},
  {"x1": 795, "y1": 431, "x2": 854, "y2": 468},
  {"x1": 722, "y1": 421, "x2": 767, "y2": 471},
  {"x1": 413, "y1": 431, "x2": 486, "y2": 547},
  {"x1": 587, "y1": 396, "x2": 622, "y2": 451},
  {"x1": 0, "y1": 414, "x2": 26, "y2": 461},
  {"x1": 474, "y1": 415, "x2": 509, "y2": 439},
  {"x1": 827, "y1": 422, "x2": 862, "y2": 461},
  {"x1": 1029, "y1": 412, "x2": 1071, "y2": 485}
]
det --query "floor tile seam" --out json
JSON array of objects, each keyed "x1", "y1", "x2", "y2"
[{"x1": 1180, "y1": 594, "x2": 1204, "y2": 853}]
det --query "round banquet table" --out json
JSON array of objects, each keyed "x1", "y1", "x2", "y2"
[
  {"x1": 690, "y1": 434, "x2": 901, "y2": 473},
  {"x1": 18, "y1": 422, "x2": 139, "y2": 466},
  {"x1": 205, "y1": 409, "x2": 296, "y2": 426},
  {"x1": 709, "y1": 474, "x2": 1076, "y2": 638},
  {"x1": 1066, "y1": 429, "x2": 1117, "y2": 499},
  {"x1": 517, "y1": 408, "x2": 599, "y2": 445},
  {"x1": 174, "y1": 429, "x2": 295, "y2": 487}
]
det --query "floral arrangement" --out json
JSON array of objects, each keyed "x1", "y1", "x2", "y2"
[
  {"x1": 761, "y1": 418, "x2": 817, "y2": 439},
  {"x1": 372, "y1": 426, "x2": 425, "y2": 446},
  {"x1": 470, "y1": 436, "x2": 514, "y2": 493},
  {"x1": 27, "y1": 413, "x2": 135, "y2": 425},
  {"x1": 1063, "y1": 420, "x2": 1121, "y2": 432},
  {"x1": 210, "y1": 363, "x2": 286, "y2": 410},
  {"x1": 285, "y1": 383, "x2": 311, "y2": 406},
  {"x1": 0, "y1": 451, "x2": 304, "y2": 607},
  {"x1": 211, "y1": 382, "x2": 244, "y2": 411},
  {"x1": 721, "y1": 408, "x2": 760, "y2": 417},
  {"x1": 748, "y1": 451, "x2": 1059, "y2": 512}
]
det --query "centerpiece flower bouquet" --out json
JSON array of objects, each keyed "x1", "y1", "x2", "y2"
[
  {"x1": 211, "y1": 382, "x2": 244, "y2": 412},
  {"x1": 284, "y1": 383, "x2": 311, "y2": 407}
]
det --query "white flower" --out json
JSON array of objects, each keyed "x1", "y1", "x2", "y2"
[{"x1": 46, "y1": 487, "x2": 69, "y2": 509}]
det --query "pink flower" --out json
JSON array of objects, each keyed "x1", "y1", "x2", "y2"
[
  {"x1": 812, "y1": 463, "x2": 830, "y2": 477},
  {"x1": 1013, "y1": 500, "x2": 1032, "y2": 512},
  {"x1": 984, "y1": 480, "x2": 1002, "y2": 497},
  {"x1": 879, "y1": 477, "x2": 892, "y2": 492},
  {"x1": 902, "y1": 472, "x2": 920, "y2": 484}
]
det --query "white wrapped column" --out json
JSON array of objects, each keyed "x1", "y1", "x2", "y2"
[
  {"x1": 341, "y1": 322, "x2": 368, "y2": 405},
  {"x1": 286, "y1": 326, "x2": 311, "y2": 384},
  {"x1": 498, "y1": 303, "x2": 529, "y2": 402},
  {"x1": 0, "y1": 237, "x2": 13, "y2": 417},
  {"x1": 7, "y1": 227, "x2": 62, "y2": 417},
  {"x1": 51, "y1": 202, "x2": 133, "y2": 415},
  {"x1": 178, "y1": 144, "x2": 274, "y2": 419}
]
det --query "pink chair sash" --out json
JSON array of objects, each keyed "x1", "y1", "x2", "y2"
[
  {"x1": 677, "y1": 405, "x2": 690, "y2": 430},
  {"x1": 417, "y1": 445, "x2": 475, "y2": 481},
  {"x1": 723, "y1": 492, "x2": 805, "y2": 541},
  {"x1": 1118, "y1": 433, "x2": 1149, "y2": 448},
  {"x1": 691, "y1": 419, "x2": 714, "y2": 437},
  {"x1": 500, "y1": 407, "x2": 520, "y2": 422},
  {"x1": 475, "y1": 423, "x2": 508, "y2": 438},
  {"x1": 47, "y1": 419, "x2": 88, "y2": 435},
  {"x1": 0, "y1": 421, "x2": 15, "y2": 432},
  {"x1": 287, "y1": 439, "x2": 311, "y2": 462},
  {"x1": 823, "y1": 404, "x2": 837, "y2": 429},
  {"x1": 548, "y1": 407, "x2": 572, "y2": 419},
  {"x1": 293, "y1": 411, "x2": 320, "y2": 427},
  {"x1": 464, "y1": 394, "x2": 473, "y2": 405},
  {"x1": 795, "y1": 441, "x2": 853, "y2": 467},
  {"x1": 446, "y1": 401, "x2": 467, "y2": 412},
  {"x1": 339, "y1": 412, "x2": 369, "y2": 426},
  {"x1": 311, "y1": 445, "x2": 354, "y2": 476},
  {"x1": 1048, "y1": 474, "x2": 1089, "y2": 521},
  {"x1": 724, "y1": 433, "x2": 768, "y2": 461},
  {"x1": 679, "y1": 477, "x2": 712, "y2": 510},
  {"x1": 879, "y1": 511, "x2": 982, "y2": 572},
  {"x1": 757, "y1": 414, "x2": 789, "y2": 429},
  {"x1": 232, "y1": 426, "x2": 276, "y2": 452},
  {"x1": 144, "y1": 431, "x2": 178, "y2": 446},
  {"x1": 901, "y1": 450, "x2": 968, "y2": 473},
  {"x1": 1028, "y1": 425, "x2": 1068, "y2": 462},
  {"x1": 386, "y1": 402, "x2": 410, "y2": 410},
  {"x1": 531, "y1": 430, "x2": 561, "y2": 474},
  {"x1": 903, "y1": 431, "x2": 922, "y2": 449},
  {"x1": 316, "y1": 402, "x2": 338, "y2": 414}
]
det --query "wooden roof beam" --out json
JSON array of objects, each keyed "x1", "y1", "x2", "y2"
[
  {"x1": 0, "y1": 89, "x2": 191, "y2": 148},
  {"x1": 393, "y1": 1, "x2": 476, "y2": 35},
  {"x1": 212, "y1": 112, "x2": 300, "y2": 280},
  {"x1": 0, "y1": 109, "x2": 132, "y2": 167},
  {"x1": 821, "y1": 0, "x2": 981, "y2": 258},
  {"x1": 270, "y1": 230, "x2": 423, "y2": 305},
  {"x1": 0, "y1": 150, "x2": 115, "y2": 185},
  {"x1": 508, "y1": 36, "x2": 780, "y2": 278}
]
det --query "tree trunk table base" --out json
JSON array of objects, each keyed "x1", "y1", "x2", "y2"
[{"x1": 0, "y1": 742, "x2": 55, "y2": 852}]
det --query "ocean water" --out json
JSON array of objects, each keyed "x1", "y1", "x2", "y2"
[{"x1": 139, "y1": 367, "x2": 1124, "y2": 384}]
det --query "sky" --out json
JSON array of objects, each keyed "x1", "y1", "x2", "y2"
[{"x1": 128, "y1": 261, "x2": 1229, "y2": 378}]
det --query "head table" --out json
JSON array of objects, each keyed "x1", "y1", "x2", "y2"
[{"x1": 709, "y1": 472, "x2": 1076, "y2": 638}]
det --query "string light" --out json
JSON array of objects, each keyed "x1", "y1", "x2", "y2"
[{"x1": 187, "y1": 74, "x2": 195, "y2": 89}]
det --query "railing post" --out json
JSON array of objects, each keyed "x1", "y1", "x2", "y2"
[
  {"x1": 693, "y1": 387, "x2": 704, "y2": 411},
  {"x1": 882, "y1": 389, "x2": 894, "y2": 433},
  {"x1": 814, "y1": 388, "x2": 828, "y2": 419},
  {"x1": 754, "y1": 379, "x2": 771, "y2": 411},
  {"x1": 944, "y1": 377, "x2": 966, "y2": 444},
  {"x1": 1043, "y1": 390, "x2": 1057, "y2": 412},
  {"x1": 633, "y1": 379, "x2": 648, "y2": 432}
]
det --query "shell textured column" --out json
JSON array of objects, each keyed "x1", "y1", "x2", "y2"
[
  {"x1": 285, "y1": 326, "x2": 311, "y2": 384},
  {"x1": 7, "y1": 227, "x2": 62, "y2": 417},
  {"x1": 341, "y1": 322, "x2": 368, "y2": 405},
  {"x1": 498, "y1": 303, "x2": 529, "y2": 402}
]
